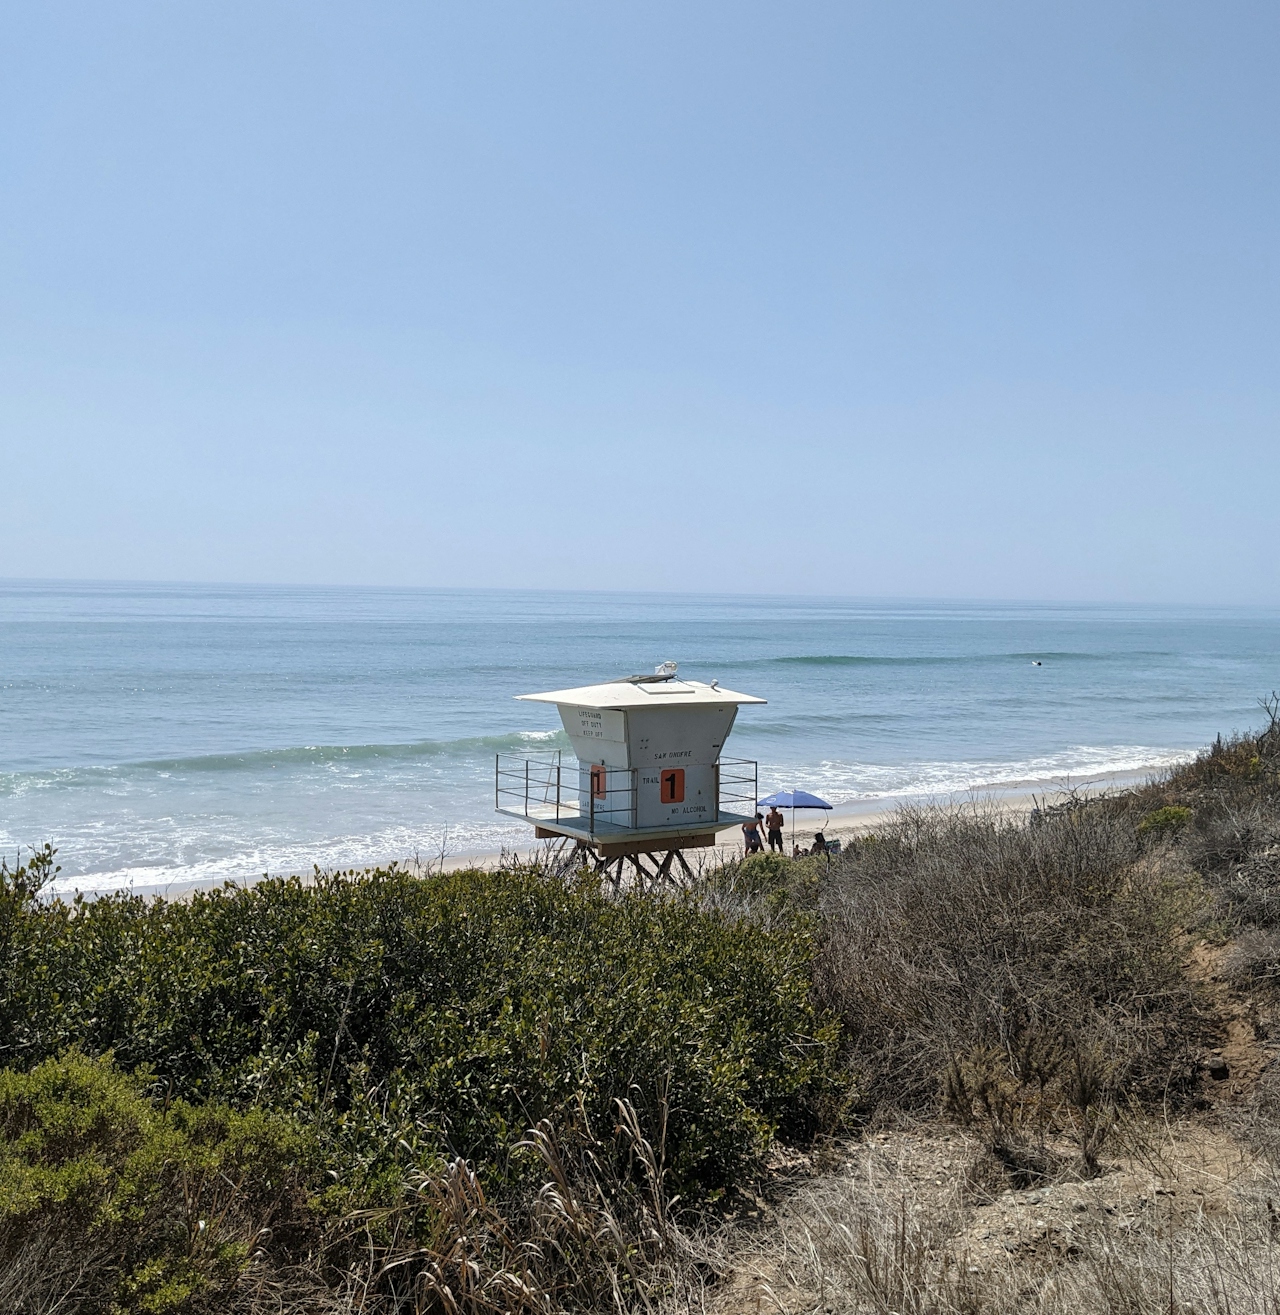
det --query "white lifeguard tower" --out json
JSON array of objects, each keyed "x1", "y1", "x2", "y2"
[{"x1": 495, "y1": 663, "x2": 764, "y2": 884}]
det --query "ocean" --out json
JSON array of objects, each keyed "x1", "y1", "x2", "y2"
[{"x1": 2, "y1": 580, "x2": 1277, "y2": 897}]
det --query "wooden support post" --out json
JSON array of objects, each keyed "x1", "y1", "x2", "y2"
[
  {"x1": 627, "y1": 853, "x2": 649, "y2": 890},
  {"x1": 578, "y1": 844, "x2": 704, "y2": 894}
]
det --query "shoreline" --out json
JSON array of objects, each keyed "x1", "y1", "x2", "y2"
[
  {"x1": 445, "y1": 764, "x2": 1158, "y2": 872},
  {"x1": 47, "y1": 764, "x2": 1168, "y2": 901}
]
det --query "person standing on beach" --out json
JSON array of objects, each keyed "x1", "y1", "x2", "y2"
[
  {"x1": 765, "y1": 805, "x2": 785, "y2": 852},
  {"x1": 742, "y1": 813, "x2": 764, "y2": 854}
]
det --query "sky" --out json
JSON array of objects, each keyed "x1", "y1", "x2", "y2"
[{"x1": 1, "y1": 1, "x2": 1278, "y2": 602}]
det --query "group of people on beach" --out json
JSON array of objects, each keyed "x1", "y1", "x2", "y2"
[{"x1": 741, "y1": 806, "x2": 828, "y2": 857}]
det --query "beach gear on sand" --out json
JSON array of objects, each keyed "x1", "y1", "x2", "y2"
[{"x1": 757, "y1": 788, "x2": 833, "y2": 852}]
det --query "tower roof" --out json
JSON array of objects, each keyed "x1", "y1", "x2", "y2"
[{"x1": 516, "y1": 677, "x2": 765, "y2": 710}]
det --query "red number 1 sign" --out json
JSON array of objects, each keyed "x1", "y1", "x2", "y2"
[{"x1": 660, "y1": 768, "x2": 685, "y2": 803}]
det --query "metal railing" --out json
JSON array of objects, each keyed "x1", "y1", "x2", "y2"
[
  {"x1": 495, "y1": 752, "x2": 759, "y2": 831},
  {"x1": 495, "y1": 752, "x2": 636, "y2": 829},
  {"x1": 716, "y1": 757, "x2": 760, "y2": 820}
]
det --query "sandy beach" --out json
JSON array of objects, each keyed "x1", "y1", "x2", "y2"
[
  {"x1": 52, "y1": 765, "x2": 1171, "y2": 902},
  {"x1": 428, "y1": 765, "x2": 1162, "y2": 875}
]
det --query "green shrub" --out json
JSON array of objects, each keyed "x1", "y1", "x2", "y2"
[
  {"x1": 0, "y1": 1050, "x2": 315, "y2": 1314},
  {"x1": 706, "y1": 852, "x2": 824, "y2": 924},
  {"x1": 0, "y1": 858, "x2": 841, "y2": 1310},
  {"x1": 0, "y1": 865, "x2": 837, "y2": 1207},
  {"x1": 1138, "y1": 805, "x2": 1194, "y2": 838}
]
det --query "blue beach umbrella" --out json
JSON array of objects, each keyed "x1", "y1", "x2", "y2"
[
  {"x1": 758, "y1": 789, "x2": 832, "y2": 811},
  {"x1": 757, "y1": 788, "x2": 833, "y2": 851}
]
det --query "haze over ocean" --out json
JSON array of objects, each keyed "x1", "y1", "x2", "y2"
[{"x1": 1, "y1": 579, "x2": 1275, "y2": 896}]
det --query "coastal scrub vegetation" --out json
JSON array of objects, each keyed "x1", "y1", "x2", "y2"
[
  {"x1": 0, "y1": 857, "x2": 834, "y2": 1312},
  {"x1": 3, "y1": 698, "x2": 1280, "y2": 1311}
]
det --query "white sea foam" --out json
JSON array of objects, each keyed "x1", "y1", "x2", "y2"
[
  {"x1": 41, "y1": 818, "x2": 536, "y2": 898},
  {"x1": 27, "y1": 746, "x2": 1199, "y2": 898},
  {"x1": 757, "y1": 745, "x2": 1197, "y2": 804}
]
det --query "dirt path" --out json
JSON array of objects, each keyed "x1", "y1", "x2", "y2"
[{"x1": 1187, "y1": 937, "x2": 1273, "y2": 1103}]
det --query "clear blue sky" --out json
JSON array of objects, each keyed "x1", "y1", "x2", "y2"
[{"x1": 2, "y1": 2, "x2": 1277, "y2": 601}]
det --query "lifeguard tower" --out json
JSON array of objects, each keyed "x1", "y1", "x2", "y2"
[{"x1": 495, "y1": 663, "x2": 764, "y2": 885}]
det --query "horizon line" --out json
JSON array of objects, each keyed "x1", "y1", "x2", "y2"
[{"x1": 3, "y1": 574, "x2": 1280, "y2": 611}]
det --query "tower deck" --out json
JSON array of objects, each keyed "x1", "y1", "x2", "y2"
[{"x1": 495, "y1": 751, "x2": 758, "y2": 856}]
